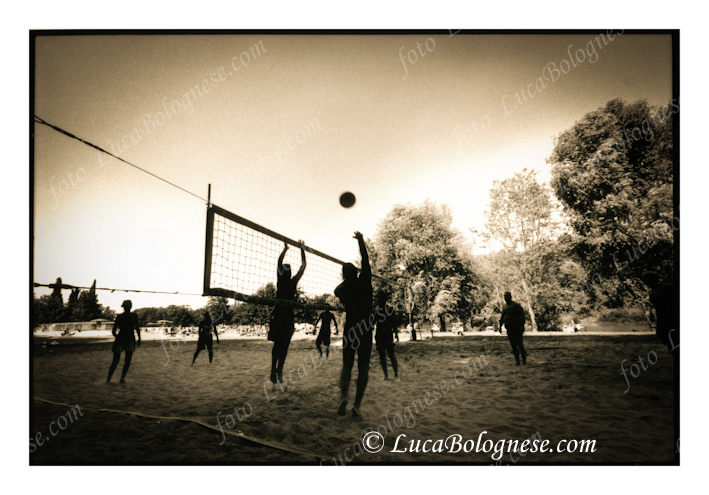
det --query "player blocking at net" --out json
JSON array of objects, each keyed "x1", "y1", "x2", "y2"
[
  {"x1": 268, "y1": 241, "x2": 307, "y2": 390},
  {"x1": 335, "y1": 231, "x2": 373, "y2": 418}
]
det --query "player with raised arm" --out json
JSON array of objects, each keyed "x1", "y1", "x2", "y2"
[
  {"x1": 268, "y1": 241, "x2": 307, "y2": 390},
  {"x1": 107, "y1": 300, "x2": 141, "y2": 383},
  {"x1": 314, "y1": 308, "x2": 338, "y2": 360},
  {"x1": 335, "y1": 231, "x2": 373, "y2": 418}
]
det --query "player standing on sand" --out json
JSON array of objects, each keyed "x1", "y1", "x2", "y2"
[
  {"x1": 107, "y1": 300, "x2": 141, "y2": 383},
  {"x1": 192, "y1": 310, "x2": 223, "y2": 365},
  {"x1": 500, "y1": 291, "x2": 527, "y2": 366},
  {"x1": 313, "y1": 308, "x2": 338, "y2": 360},
  {"x1": 375, "y1": 292, "x2": 400, "y2": 382},
  {"x1": 268, "y1": 241, "x2": 307, "y2": 390},
  {"x1": 335, "y1": 231, "x2": 373, "y2": 418}
]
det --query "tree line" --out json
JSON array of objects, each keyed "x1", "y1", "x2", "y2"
[
  {"x1": 33, "y1": 279, "x2": 115, "y2": 324},
  {"x1": 33, "y1": 98, "x2": 674, "y2": 331}
]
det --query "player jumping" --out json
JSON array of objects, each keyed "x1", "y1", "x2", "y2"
[
  {"x1": 268, "y1": 241, "x2": 307, "y2": 390},
  {"x1": 335, "y1": 231, "x2": 373, "y2": 418}
]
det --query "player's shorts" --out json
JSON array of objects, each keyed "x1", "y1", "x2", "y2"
[
  {"x1": 507, "y1": 330, "x2": 524, "y2": 346},
  {"x1": 343, "y1": 327, "x2": 372, "y2": 352},
  {"x1": 112, "y1": 338, "x2": 136, "y2": 353},
  {"x1": 197, "y1": 334, "x2": 213, "y2": 351},
  {"x1": 316, "y1": 332, "x2": 331, "y2": 347},
  {"x1": 376, "y1": 341, "x2": 395, "y2": 352},
  {"x1": 268, "y1": 310, "x2": 295, "y2": 343}
]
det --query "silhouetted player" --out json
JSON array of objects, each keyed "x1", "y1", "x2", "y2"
[
  {"x1": 314, "y1": 309, "x2": 338, "y2": 360},
  {"x1": 335, "y1": 231, "x2": 373, "y2": 417},
  {"x1": 192, "y1": 310, "x2": 223, "y2": 365},
  {"x1": 375, "y1": 292, "x2": 399, "y2": 381},
  {"x1": 642, "y1": 271, "x2": 678, "y2": 358},
  {"x1": 107, "y1": 300, "x2": 141, "y2": 383},
  {"x1": 268, "y1": 241, "x2": 306, "y2": 389},
  {"x1": 500, "y1": 291, "x2": 526, "y2": 365}
]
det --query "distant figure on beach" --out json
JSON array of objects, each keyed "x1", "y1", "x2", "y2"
[
  {"x1": 642, "y1": 271, "x2": 678, "y2": 357},
  {"x1": 314, "y1": 308, "x2": 338, "y2": 360},
  {"x1": 107, "y1": 300, "x2": 141, "y2": 383},
  {"x1": 192, "y1": 310, "x2": 223, "y2": 365},
  {"x1": 335, "y1": 231, "x2": 373, "y2": 417},
  {"x1": 500, "y1": 291, "x2": 527, "y2": 365},
  {"x1": 268, "y1": 241, "x2": 307, "y2": 390},
  {"x1": 375, "y1": 292, "x2": 399, "y2": 382}
]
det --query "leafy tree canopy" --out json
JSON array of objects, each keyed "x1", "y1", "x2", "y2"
[
  {"x1": 548, "y1": 98, "x2": 676, "y2": 283},
  {"x1": 372, "y1": 199, "x2": 481, "y2": 328}
]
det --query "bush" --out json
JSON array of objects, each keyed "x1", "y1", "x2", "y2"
[
  {"x1": 595, "y1": 307, "x2": 647, "y2": 323},
  {"x1": 532, "y1": 286, "x2": 564, "y2": 331}
]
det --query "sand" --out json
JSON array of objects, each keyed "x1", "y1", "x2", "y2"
[{"x1": 30, "y1": 332, "x2": 676, "y2": 465}]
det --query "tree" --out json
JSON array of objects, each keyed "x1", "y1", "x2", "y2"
[
  {"x1": 50, "y1": 277, "x2": 68, "y2": 322},
  {"x1": 372, "y1": 200, "x2": 480, "y2": 330},
  {"x1": 102, "y1": 306, "x2": 117, "y2": 321},
  {"x1": 548, "y1": 98, "x2": 676, "y2": 306},
  {"x1": 230, "y1": 283, "x2": 277, "y2": 326},
  {"x1": 75, "y1": 280, "x2": 103, "y2": 321},
  {"x1": 32, "y1": 294, "x2": 64, "y2": 325},
  {"x1": 475, "y1": 169, "x2": 563, "y2": 331},
  {"x1": 66, "y1": 288, "x2": 81, "y2": 321},
  {"x1": 204, "y1": 296, "x2": 232, "y2": 324}
]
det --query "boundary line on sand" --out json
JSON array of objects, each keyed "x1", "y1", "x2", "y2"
[{"x1": 33, "y1": 397, "x2": 324, "y2": 461}]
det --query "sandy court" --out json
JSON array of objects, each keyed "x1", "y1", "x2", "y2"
[{"x1": 31, "y1": 333, "x2": 676, "y2": 464}]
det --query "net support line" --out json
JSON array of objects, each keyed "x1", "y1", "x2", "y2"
[{"x1": 32, "y1": 282, "x2": 201, "y2": 296}]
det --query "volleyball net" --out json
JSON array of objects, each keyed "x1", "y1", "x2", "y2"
[{"x1": 203, "y1": 204, "x2": 348, "y2": 310}]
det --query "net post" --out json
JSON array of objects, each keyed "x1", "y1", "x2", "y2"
[{"x1": 203, "y1": 205, "x2": 215, "y2": 296}]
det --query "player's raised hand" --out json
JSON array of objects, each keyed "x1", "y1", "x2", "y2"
[{"x1": 353, "y1": 231, "x2": 363, "y2": 240}]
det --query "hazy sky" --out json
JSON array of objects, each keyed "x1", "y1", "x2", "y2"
[{"x1": 33, "y1": 32, "x2": 673, "y2": 311}]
